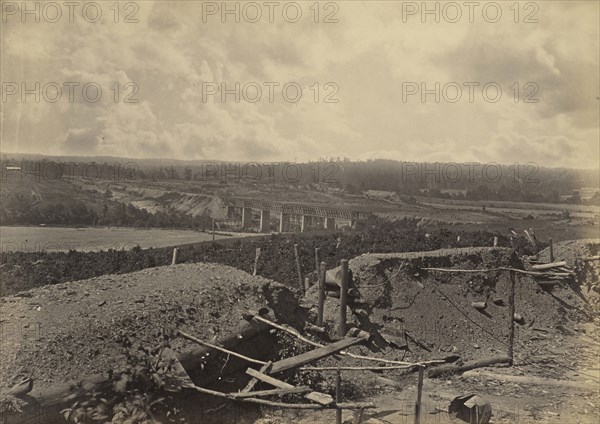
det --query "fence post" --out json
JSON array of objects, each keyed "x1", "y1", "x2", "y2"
[
  {"x1": 212, "y1": 220, "x2": 215, "y2": 241},
  {"x1": 294, "y1": 244, "x2": 305, "y2": 295},
  {"x1": 549, "y1": 238, "x2": 554, "y2": 262},
  {"x1": 171, "y1": 247, "x2": 178, "y2": 265},
  {"x1": 336, "y1": 368, "x2": 342, "y2": 424},
  {"x1": 414, "y1": 365, "x2": 424, "y2": 424},
  {"x1": 508, "y1": 270, "x2": 516, "y2": 366},
  {"x1": 315, "y1": 247, "x2": 321, "y2": 281},
  {"x1": 340, "y1": 259, "x2": 349, "y2": 336},
  {"x1": 253, "y1": 248, "x2": 261, "y2": 276},
  {"x1": 317, "y1": 261, "x2": 326, "y2": 327}
]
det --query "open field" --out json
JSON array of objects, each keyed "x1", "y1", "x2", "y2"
[
  {"x1": 0, "y1": 226, "x2": 259, "y2": 252},
  {"x1": 420, "y1": 197, "x2": 599, "y2": 219}
]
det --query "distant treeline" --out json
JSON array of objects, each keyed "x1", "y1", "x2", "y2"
[
  {"x1": 0, "y1": 218, "x2": 519, "y2": 297},
  {"x1": 0, "y1": 190, "x2": 213, "y2": 228},
  {"x1": 2, "y1": 158, "x2": 598, "y2": 205}
]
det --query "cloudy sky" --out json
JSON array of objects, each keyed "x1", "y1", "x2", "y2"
[{"x1": 1, "y1": 0, "x2": 598, "y2": 168}]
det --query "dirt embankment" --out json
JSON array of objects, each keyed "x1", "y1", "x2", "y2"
[
  {"x1": 2, "y1": 241, "x2": 598, "y2": 423},
  {"x1": 303, "y1": 244, "x2": 597, "y2": 378},
  {"x1": 292, "y1": 242, "x2": 599, "y2": 423},
  {"x1": 0, "y1": 263, "x2": 301, "y2": 393}
]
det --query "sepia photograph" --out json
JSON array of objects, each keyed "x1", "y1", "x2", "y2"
[{"x1": 0, "y1": 1, "x2": 599, "y2": 423}]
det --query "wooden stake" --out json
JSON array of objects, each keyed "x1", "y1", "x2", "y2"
[
  {"x1": 245, "y1": 368, "x2": 334, "y2": 405},
  {"x1": 212, "y1": 220, "x2": 215, "y2": 241},
  {"x1": 315, "y1": 246, "x2": 321, "y2": 275},
  {"x1": 340, "y1": 259, "x2": 349, "y2": 336},
  {"x1": 549, "y1": 238, "x2": 554, "y2": 262},
  {"x1": 268, "y1": 335, "x2": 369, "y2": 374},
  {"x1": 171, "y1": 247, "x2": 178, "y2": 265},
  {"x1": 317, "y1": 261, "x2": 326, "y2": 327},
  {"x1": 414, "y1": 366, "x2": 424, "y2": 424},
  {"x1": 427, "y1": 355, "x2": 510, "y2": 378},
  {"x1": 253, "y1": 314, "x2": 444, "y2": 368},
  {"x1": 230, "y1": 386, "x2": 311, "y2": 398},
  {"x1": 508, "y1": 270, "x2": 516, "y2": 366},
  {"x1": 241, "y1": 361, "x2": 272, "y2": 393},
  {"x1": 294, "y1": 244, "x2": 305, "y2": 295},
  {"x1": 336, "y1": 368, "x2": 342, "y2": 424},
  {"x1": 253, "y1": 247, "x2": 261, "y2": 276},
  {"x1": 178, "y1": 330, "x2": 267, "y2": 365},
  {"x1": 353, "y1": 408, "x2": 364, "y2": 424},
  {"x1": 493, "y1": 236, "x2": 498, "y2": 247},
  {"x1": 299, "y1": 365, "x2": 413, "y2": 371},
  {"x1": 471, "y1": 301, "x2": 487, "y2": 310}
]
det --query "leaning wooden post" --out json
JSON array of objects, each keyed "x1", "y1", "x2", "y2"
[
  {"x1": 336, "y1": 368, "x2": 343, "y2": 424},
  {"x1": 315, "y1": 247, "x2": 321, "y2": 274},
  {"x1": 317, "y1": 261, "x2": 326, "y2": 327},
  {"x1": 294, "y1": 244, "x2": 305, "y2": 295},
  {"x1": 339, "y1": 259, "x2": 349, "y2": 336},
  {"x1": 414, "y1": 365, "x2": 424, "y2": 424},
  {"x1": 508, "y1": 270, "x2": 516, "y2": 366},
  {"x1": 171, "y1": 247, "x2": 178, "y2": 265},
  {"x1": 212, "y1": 220, "x2": 216, "y2": 241},
  {"x1": 253, "y1": 248, "x2": 261, "y2": 276},
  {"x1": 549, "y1": 238, "x2": 554, "y2": 262}
]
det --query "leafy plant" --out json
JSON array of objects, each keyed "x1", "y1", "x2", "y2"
[{"x1": 61, "y1": 329, "x2": 185, "y2": 424}]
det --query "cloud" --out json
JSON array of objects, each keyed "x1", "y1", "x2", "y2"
[{"x1": 0, "y1": 0, "x2": 598, "y2": 169}]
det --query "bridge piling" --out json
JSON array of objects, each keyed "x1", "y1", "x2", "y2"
[
  {"x1": 301, "y1": 215, "x2": 310, "y2": 233},
  {"x1": 242, "y1": 207, "x2": 252, "y2": 229},
  {"x1": 325, "y1": 217, "x2": 335, "y2": 230},
  {"x1": 279, "y1": 212, "x2": 290, "y2": 233},
  {"x1": 260, "y1": 210, "x2": 270, "y2": 233}
]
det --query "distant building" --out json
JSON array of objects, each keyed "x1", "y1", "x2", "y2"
[{"x1": 365, "y1": 190, "x2": 397, "y2": 200}]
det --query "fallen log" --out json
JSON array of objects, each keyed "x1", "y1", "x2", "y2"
[
  {"x1": 269, "y1": 335, "x2": 370, "y2": 374},
  {"x1": 530, "y1": 261, "x2": 567, "y2": 270},
  {"x1": 299, "y1": 365, "x2": 413, "y2": 371},
  {"x1": 246, "y1": 368, "x2": 333, "y2": 405},
  {"x1": 428, "y1": 355, "x2": 510, "y2": 378},
  {"x1": 422, "y1": 266, "x2": 569, "y2": 278},
  {"x1": 230, "y1": 386, "x2": 311, "y2": 398}
]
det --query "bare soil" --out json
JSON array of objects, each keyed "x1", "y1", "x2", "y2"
[
  {"x1": 1, "y1": 240, "x2": 598, "y2": 423},
  {"x1": 0, "y1": 263, "x2": 300, "y2": 392}
]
